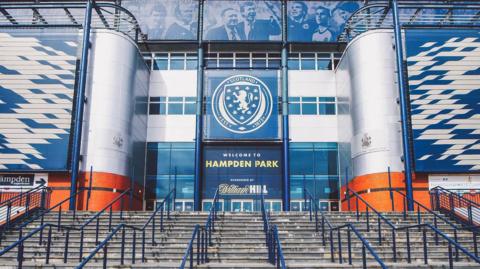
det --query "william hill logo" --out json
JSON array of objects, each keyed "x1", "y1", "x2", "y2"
[{"x1": 205, "y1": 160, "x2": 279, "y2": 168}]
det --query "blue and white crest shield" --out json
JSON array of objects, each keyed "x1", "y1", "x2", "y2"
[{"x1": 212, "y1": 75, "x2": 273, "y2": 134}]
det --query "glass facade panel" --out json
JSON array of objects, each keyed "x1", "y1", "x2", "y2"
[
  {"x1": 289, "y1": 143, "x2": 339, "y2": 201},
  {"x1": 146, "y1": 143, "x2": 195, "y2": 200},
  {"x1": 168, "y1": 103, "x2": 183, "y2": 115},
  {"x1": 302, "y1": 103, "x2": 317, "y2": 115}
]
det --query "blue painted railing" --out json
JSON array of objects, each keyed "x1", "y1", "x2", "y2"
[
  {"x1": 430, "y1": 186, "x2": 480, "y2": 227},
  {"x1": 0, "y1": 184, "x2": 49, "y2": 230},
  {"x1": 260, "y1": 192, "x2": 286, "y2": 269},
  {"x1": 0, "y1": 188, "x2": 131, "y2": 268},
  {"x1": 304, "y1": 188, "x2": 387, "y2": 268},
  {"x1": 347, "y1": 188, "x2": 480, "y2": 268},
  {"x1": 179, "y1": 188, "x2": 220, "y2": 269},
  {"x1": 76, "y1": 188, "x2": 176, "y2": 268}
]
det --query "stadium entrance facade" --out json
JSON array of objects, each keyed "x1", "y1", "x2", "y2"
[{"x1": 0, "y1": 0, "x2": 478, "y2": 213}]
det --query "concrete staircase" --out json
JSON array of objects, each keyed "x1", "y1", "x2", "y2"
[
  {"x1": 0, "y1": 210, "x2": 478, "y2": 268},
  {"x1": 270, "y1": 211, "x2": 479, "y2": 268},
  {"x1": 0, "y1": 211, "x2": 209, "y2": 268}
]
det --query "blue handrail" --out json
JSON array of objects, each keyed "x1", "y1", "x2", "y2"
[
  {"x1": 347, "y1": 187, "x2": 480, "y2": 267},
  {"x1": 76, "y1": 188, "x2": 176, "y2": 268},
  {"x1": 430, "y1": 186, "x2": 480, "y2": 227},
  {"x1": 179, "y1": 188, "x2": 220, "y2": 268},
  {"x1": 179, "y1": 225, "x2": 200, "y2": 269},
  {"x1": 304, "y1": 188, "x2": 387, "y2": 268},
  {"x1": 261, "y1": 191, "x2": 286, "y2": 269},
  {"x1": 0, "y1": 188, "x2": 135, "y2": 267},
  {"x1": 0, "y1": 184, "x2": 47, "y2": 207},
  {"x1": 0, "y1": 184, "x2": 49, "y2": 231}
]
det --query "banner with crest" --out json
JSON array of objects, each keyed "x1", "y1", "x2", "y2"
[{"x1": 204, "y1": 70, "x2": 280, "y2": 140}]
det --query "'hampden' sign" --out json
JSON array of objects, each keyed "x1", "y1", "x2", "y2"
[{"x1": 0, "y1": 174, "x2": 34, "y2": 186}]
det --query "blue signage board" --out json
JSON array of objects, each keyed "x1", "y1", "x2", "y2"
[
  {"x1": 406, "y1": 29, "x2": 480, "y2": 172},
  {"x1": 122, "y1": 0, "x2": 199, "y2": 40},
  {"x1": 203, "y1": 145, "x2": 282, "y2": 199},
  {"x1": 0, "y1": 30, "x2": 77, "y2": 171},
  {"x1": 203, "y1": 0, "x2": 282, "y2": 42},
  {"x1": 204, "y1": 70, "x2": 280, "y2": 140},
  {"x1": 286, "y1": 1, "x2": 362, "y2": 42}
]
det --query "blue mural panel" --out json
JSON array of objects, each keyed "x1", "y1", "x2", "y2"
[
  {"x1": 287, "y1": 1, "x2": 362, "y2": 42},
  {"x1": 203, "y1": 0, "x2": 282, "y2": 41},
  {"x1": 122, "y1": 0, "x2": 199, "y2": 40},
  {"x1": 203, "y1": 145, "x2": 282, "y2": 199},
  {"x1": 204, "y1": 70, "x2": 280, "y2": 140},
  {"x1": 406, "y1": 29, "x2": 480, "y2": 172},
  {"x1": 0, "y1": 31, "x2": 78, "y2": 171}
]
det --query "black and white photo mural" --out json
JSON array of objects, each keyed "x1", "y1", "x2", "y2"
[
  {"x1": 286, "y1": 1, "x2": 362, "y2": 42},
  {"x1": 122, "y1": 0, "x2": 199, "y2": 40},
  {"x1": 203, "y1": 0, "x2": 282, "y2": 41}
]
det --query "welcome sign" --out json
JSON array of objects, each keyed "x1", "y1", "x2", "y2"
[
  {"x1": 204, "y1": 70, "x2": 280, "y2": 140},
  {"x1": 202, "y1": 145, "x2": 282, "y2": 199}
]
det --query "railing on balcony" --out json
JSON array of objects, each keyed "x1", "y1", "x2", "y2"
[{"x1": 0, "y1": 1, "x2": 146, "y2": 42}]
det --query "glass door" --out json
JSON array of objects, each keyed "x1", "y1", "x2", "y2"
[{"x1": 231, "y1": 200, "x2": 254, "y2": 212}]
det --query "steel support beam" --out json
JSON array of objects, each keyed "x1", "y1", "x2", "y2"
[
  {"x1": 193, "y1": 0, "x2": 205, "y2": 211},
  {"x1": 392, "y1": 0, "x2": 414, "y2": 211},
  {"x1": 69, "y1": 0, "x2": 93, "y2": 211},
  {"x1": 281, "y1": 0, "x2": 290, "y2": 211}
]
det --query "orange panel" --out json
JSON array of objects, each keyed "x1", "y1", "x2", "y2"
[
  {"x1": 340, "y1": 172, "x2": 431, "y2": 212},
  {"x1": 47, "y1": 172, "x2": 143, "y2": 211}
]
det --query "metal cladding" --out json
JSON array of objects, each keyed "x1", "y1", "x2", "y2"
[
  {"x1": 0, "y1": 30, "x2": 78, "y2": 171},
  {"x1": 406, "y1": 29, "x2": 480, "y2": 172},
  {"x1": 336, "y1": 30, "x2": 404, "y2": 178},
  {"x1": 81, "y1": 30, "x2": 149, "y2": 182}
]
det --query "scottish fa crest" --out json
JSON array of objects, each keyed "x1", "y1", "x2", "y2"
[{"x1": 212, "y1": 75, "x2": 273, "y2": 134}]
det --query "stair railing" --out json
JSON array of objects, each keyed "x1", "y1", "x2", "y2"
[
  {"x1": 430, "y1": 186, "x2": 480, "y2": 227},
  {"x1": 394, "y1": 189, "x2": 480, "y2": 257},
  {"x1": 0, "y1": 188, "x2": 132, "y2": 268},
  {"x1": 76, "y1": 188, "x2": 176, "y2": 268},
  {"x1": 0, "y1": 187, "x2": 85, "y2": 249},
  {"x1": 0, "y1": 184, "x2": 50, "y2": 234},
  {"x1": 260, "y1": 191, "x2": 286, "y2": 269},
  {"x1": 347, "y1": 188, "x2": 480, "y2": 268},
  {"x1": 304, "y1": 188, "x2": 387, "y2": 269},
  {"x1": 179, "y1": 188, "x2": 220, "y2": 269}
]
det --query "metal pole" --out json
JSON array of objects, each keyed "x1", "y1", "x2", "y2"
[
  {"x1": 281, "y1": 0, "x2": 290, "y2": 211},
  {"x1": 69, "y1": 0, "x2": 93, "y2": 210},
  {"x1": 193, "y1": 0, "x2": 204, "y2": 211},
  {"x1": 392, "y1": 0, "x2": 414, "y2": 211},
  {"x1": 86, "y1": 166, "x2": 93, "y2": 210},
  {"x1": 388, "y1": 166, "x2": 394, "y2": 211}
]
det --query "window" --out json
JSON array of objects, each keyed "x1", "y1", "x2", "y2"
[
  {"x1": 152, "y1": 52, "x2": 198, "y2": 70},
  {"x1": 204, "y1": 52, "x2": 282, "y2": 69},
  {"x1": 288, "y1": 96, "x2": 336, "y2": 115},
  {"x1": 146, "y1": 143, "x2": 195, "y2": 200},
  {"x1": 288, "y1": 52, "x2": 340, "y2": 70},
  {"x1": 186, "y1": 53, "x2": 197, "y2": 70},
  {"x1": 153, "y1": 53, "x2": 168, "y2": 70},
  {"x1": 318, "y1": 97, "x2": 336, "y2": 115},
  {"x1": 219, "y1": 53, "x2": 234, "y2": 68},
  {"x1": 289, "y1": 142, "x2": 339, "y2": 200},
  {"x1": 300, "y1": 53, "x2": 316, "y2": 70},
  {"x1": 288, "y1": 53, "x2": 300, "y2": 70},
  {"x1": 149, "y1": 97, "x2": 166, "y2": 115},
  {"x1": 288, "y1": 97, "x2": 301, "y2": 114},
  {"x1": 149, "y1": 96, "x2": 196, "y2": 115},
  {"x1": 301, "y1": 97, "x2": 317, "y2": 115}
]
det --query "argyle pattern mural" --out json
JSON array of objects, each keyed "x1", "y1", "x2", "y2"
[
  {"x1": 0, "y1": 31, "x2": 78, "y2": 171},
  {"x1": 406, "y1": 29, "x2": 480, "y2": 172}
]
